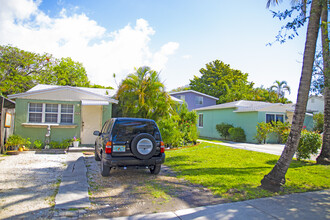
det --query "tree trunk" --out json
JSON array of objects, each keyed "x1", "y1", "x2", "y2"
[
  {"x1": 260, "y1": 0, "x2": 322, "y2": 192},
  {"x1": 317, "y1": 0, "x2": 330, "y2": 165}
]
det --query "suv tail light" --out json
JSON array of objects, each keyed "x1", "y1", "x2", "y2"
[
  {"x1": 105, "y1": 141, "x2": 112, "y2": 154},
  {"x1": 160, "y1": 141, "x2": 165, "y2": 153}
]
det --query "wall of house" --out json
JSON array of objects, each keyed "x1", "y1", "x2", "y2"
[
  {"x1": 197, "y1": 108, "x2": 259, "y2": 143},
  {"x1": 306, "y1": 97, "x2": 324, "y2": 113},
  {"x1": 14, "y1": 98, "x2": 81, "y2": 144},
  {"x1": 171, "y1": 92, "x2": 217, "y2": 111}
]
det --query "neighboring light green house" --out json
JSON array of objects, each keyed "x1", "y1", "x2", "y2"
[
  {"x1": 8, "y1": 84, "x2": 118, "y2": 146},
  {"x1": 195, "y1": 100, "x2": 314, "y2": 143}
]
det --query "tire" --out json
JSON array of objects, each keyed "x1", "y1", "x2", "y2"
[
  {"x1": 150, "y1": 164, "x2": 161, "y2": 175},
  {"x1": 100, "y1": 157, "x2": 111, "y2": 177},
  {"x1": 95, "y1": 146, "x2": 101, "y2": 161},
  {"x1": 131, "y1": 133, "x2": 157, "y2": 160}
]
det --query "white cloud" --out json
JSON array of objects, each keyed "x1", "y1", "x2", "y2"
[
  {"x1": 182, "y1": 54, "x2": 192, "y2": 59},
  {"x1": 0, "y1": 0, "x2": 179, "y2": 89}
]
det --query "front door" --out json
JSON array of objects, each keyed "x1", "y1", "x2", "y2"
[{"x1": 81, "y1": 105, "x2": 102, "y2": 145}]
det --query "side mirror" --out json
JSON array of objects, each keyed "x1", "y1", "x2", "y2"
[{"x1": 93, "y1": 130, "x2": 100, "y2": 136}]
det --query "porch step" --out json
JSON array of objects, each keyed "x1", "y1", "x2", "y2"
[{"x1": 68, "y1": 146, "x2": 94, "y2": 152}]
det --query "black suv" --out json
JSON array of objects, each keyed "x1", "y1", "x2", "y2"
[{"x1": 93, "y1": 118, "x2": 165, "y2": 176}]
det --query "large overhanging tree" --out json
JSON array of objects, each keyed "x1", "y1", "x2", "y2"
[{"x1": 261, "y1": 0, "x2": 324, "y2": 192}]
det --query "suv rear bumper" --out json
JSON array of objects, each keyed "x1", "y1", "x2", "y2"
[{"x1": 103, "y1": 153, "x2": 165, "y2": 167}]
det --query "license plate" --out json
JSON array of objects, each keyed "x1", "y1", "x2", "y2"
[{"x1": 113, "y1": 145, "x2": 125, "y2": 152}]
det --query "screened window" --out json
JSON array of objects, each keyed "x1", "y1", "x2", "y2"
[
  {"x1": 29, "y1": 103, "x2": 42, "y2": 123},
  {"x1": 266, "y1": 114, "x2": 284, "y2": 123},
  {"x1": 28, "y1": 103, "x2": 74, "y2": 124},
  {"x1": 195, "y1": 96, "x2": 203, "y2": 105},
  {"x1": 198, "y1": 114, "x2": 203, "y2": 127},
  {"x1": 45, "y1": 104, "x2": 58, "y2": 123},
  {"x1": 61, "y1": 104, "x2": 74, "y2": 123}
]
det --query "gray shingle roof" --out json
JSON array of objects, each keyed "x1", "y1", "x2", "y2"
[{"x1": 194, "y1": 100, "x2": 295, "y2": 113}]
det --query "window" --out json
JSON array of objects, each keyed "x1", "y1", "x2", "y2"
[
  {"x1": 61, "y1": 104, "x2": 74, "y2": 123},
  {"x1": 195, "y1": 96, "x2": 203, "y2": 105},
  {"x1": 29, "y1": 103, "x2": 42, "y2": 123},
  {"x1": 28, "y1": 103, "x2": 74, "y2": 124},
  {"x1": 45, "y1": 104, "x2": 58, "y2": 123},
  {"x1": 198, "y1": 114, "x2": 203, "y2": 127},
  {"x1": 177, "y1": 95, "x2": 185, "y2": 101},
  {"x1": 266, "y1": 113, "x2": 284, "y2": 123}
]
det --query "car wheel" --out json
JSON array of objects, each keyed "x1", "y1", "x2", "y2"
[
  {"x1": 150, "y1": 164, "x2": 161, "y2": 175},
  {"x1": 131, "y1": 133, "x2": 157, "y2": 160},
  {"x1": 95, "y1": 146, "x2": 101, "y2": 161},
  {"x1": 100, "y1": 157, "x2": 111, "y2": 177}
]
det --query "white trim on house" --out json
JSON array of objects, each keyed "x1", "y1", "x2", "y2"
[
  {"x1": 198, "y1": 113, "x2": 203, "y2": 128},
  {"x1": 170, "y1": 90, "x2": 219, "y2": 100},
  {"x1": 8, "y1": 84, "x2": 119, "y2": 104},
  {"x1": 81, "y1": 100, "x2": 109, "y2": 106}
]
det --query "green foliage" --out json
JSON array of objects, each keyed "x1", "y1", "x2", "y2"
[
  {"x1": 0, "y1": 45, "x2": 112, "y2": 96},
  {"x1": 158, "y1": 104, "x2": 199, "y2": 148},
  {"x1": 51, "y1": 57, "x2": 90, "y2": 87},
  {"x1": 189, "y1": 60, "x2": 254, "y2": 103},
  {"x1": 0, "y1": 45, "x2": 54, "y2": 96},
  {"x1": 228, "y1": 127, "x2": 246, "y2": 142},
  {"x1": 157, "y1": 116, "x2": 182, "y2": 147},
  {"x1": 255, "y1": 121, "x2": 291, "y2": 144},
  {"x1": 270, "y1": 80, "x2": 291, "y2": 99},
  {"x1": 313, "y1": 112, "x2": 324, "y2": 133},
  {"x1": 216, "y1": 123, "x2": 234, "y2": 140},
  {"x1": 33, "y1": 139, "x2": 43, "y2": 149},
  {"x1": 4, "y1": 134, "x2": 25, "y2": 150},
  {"x1": 116, "y1": 66, "x2": 175, "y2": 121},
  {"x1": 255, "y1": 122, "x2": 272, "y2": 144},
  {"x1": 271, "y1": 121, "x2": 291, "y2": 144},
  {"x1": 165, "y1": 142, "x2": 329, "y2": 201},
  {"x1": 296, "y1": 130, "x2": 322, "y2": 161}
]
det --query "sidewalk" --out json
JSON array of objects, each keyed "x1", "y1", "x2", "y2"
[{"x1": 111, "y1": 190, "x2": 330, "y2": 220}]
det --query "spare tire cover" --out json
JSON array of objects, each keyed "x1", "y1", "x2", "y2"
[{"x1": 131, "y1": 133, "x2": 157, "y2": 160}]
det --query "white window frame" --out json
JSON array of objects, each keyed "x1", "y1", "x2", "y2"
[
  {"x1": 265, "y1": 113, "x2": 285, "y2": 123},
  {"x1": 28, "y1": 103, "x2": 74, "y2": 124},
  {"x1": 198, "y1": 113, "x2": 203, "y2": 128},
  {"x1": 195, "y1": 96, "x2": 203, "y2": 105}
]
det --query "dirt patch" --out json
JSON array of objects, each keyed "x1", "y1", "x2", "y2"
[
  {"x1": 84, "y1": 155, "x2": 228, "y2": 218},
  {"x1": 0, "y1": 152, "x2": 67, "y2": 219}
]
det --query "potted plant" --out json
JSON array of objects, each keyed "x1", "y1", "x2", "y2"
[
  {"x1": 72, "y1": 136, "x2": 80, "y2": 147},
  {"x1": 4, "y1": 135, "x2": 25, "y2": 155}
]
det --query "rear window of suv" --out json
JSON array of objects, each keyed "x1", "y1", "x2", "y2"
[{"x1": 112, "y1": 120, "x2": 161, "y2": 142}]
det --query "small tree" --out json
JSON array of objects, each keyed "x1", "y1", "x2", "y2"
[
  {"x1": 313, "y1": 112, "x2": 324, "y2": 133},
  {"x1": 255, "y1": 122, "x2": 272, "y2": 144},
  {"x1": 271, "y1": 121, "x2": 291, "y2": 144},
  {"x1": 216, "y1": 123, "x2": 234, "y2": 140}
]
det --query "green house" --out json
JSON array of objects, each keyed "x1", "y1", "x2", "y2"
[
  {"x1": 8, "y1": 84, "x2": 118, "y2": 146},
  {"x1": 195, "y1": 100, "x2": 314, "y2": 143}
]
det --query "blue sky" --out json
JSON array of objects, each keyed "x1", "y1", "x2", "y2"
[{"x1": 0, "y1": 0, "x2": 309, "y2": 101}]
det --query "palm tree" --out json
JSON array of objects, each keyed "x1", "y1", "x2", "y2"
[
  {"x1": 316, "y1": 1, "x2": 330, "y2": 165},
  {"x1": 116, "y1": 66, "x2": 174, "y2": 121},
  {"x1": 270, "y1": 80, "x2": 291, "y2": 99},
  {"x1": 261, "y1": 0, "x2": 323, "y2": 192}
]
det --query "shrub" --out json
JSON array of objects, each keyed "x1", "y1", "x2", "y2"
[
  {"x1": 271, "y1": 121, "x2": 291, "y2": 144},
  {"x1": 228, "y1": 127, "x2": 246, "y2": 142},
  {"x1": 296, "y1": 130, "x2": 322, "y2": 160},
  {"x1": 313, "y1": 113, "x2": 324, "y2": 133},
  {"x1": 33, "y1": 139, "x2": 43, "y2": 149},
  {"x1": 216, "y1": 123, "x2": 234, "y2": 140},
  {"x1": 255, "y1": 122, "x2": 272, "y2": 144},
  {"x1": 157, "y1": 116, "x2": 182, "y2": 148}
]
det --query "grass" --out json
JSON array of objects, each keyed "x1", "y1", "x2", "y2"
[
  {"x1": 136, "y1": 180, "x2": 171, "y2": 204},
  {"x1": 165, "y1": 142, "x2": 329, "y2": 201},
  {"x1": 198, "y1": 137, "x2": 224, "y2": 144}
]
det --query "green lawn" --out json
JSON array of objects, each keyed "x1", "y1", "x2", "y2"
[{"x1": 165, "y1": 142, "x2": 329, "y2": 201}]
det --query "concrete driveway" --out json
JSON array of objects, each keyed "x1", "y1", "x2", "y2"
[{"x1": 198, "y1": 139, "x2": 319, "y2": 161}]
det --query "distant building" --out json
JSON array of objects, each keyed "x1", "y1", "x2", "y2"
[
  {"x1": 306, "y1": 95, "x2": 324, "y2": 114},
  {"x1": 170, "y1": 90, "x2": 218, "y2": 111}
]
